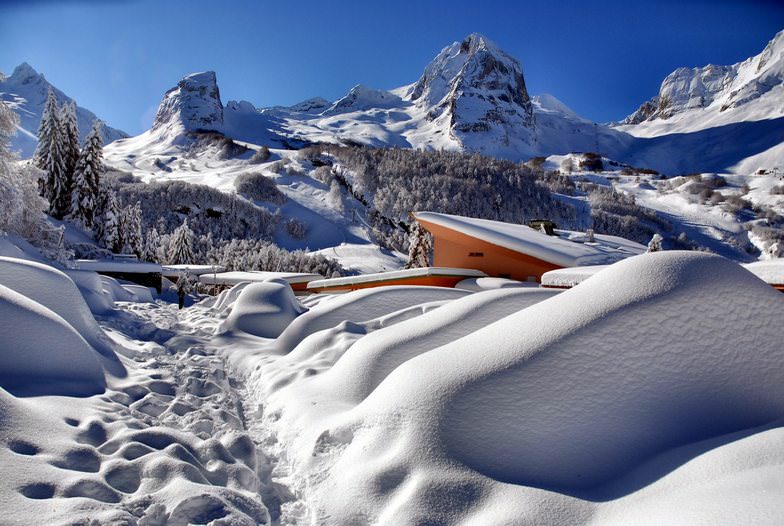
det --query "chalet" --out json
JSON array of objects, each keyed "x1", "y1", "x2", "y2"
[{"x1": 413, "y1": 212, "x2": 645, "y2": 282}]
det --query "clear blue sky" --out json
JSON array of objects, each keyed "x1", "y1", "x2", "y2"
[{"x1": 2, "y1": 0, "x2": 782, "y2": 135}]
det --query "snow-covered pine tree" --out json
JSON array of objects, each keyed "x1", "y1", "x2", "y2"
[
  {"x1": 67, "y1": 120, "x2": 104, "y2": 230},
  {"x1": 647, "y1": 233, "x2": 663, "y2": 252},
  {"x1": 142, "y1": 227, "x2": 161, "y2": 262},
  {"x1": 405, "y1": 222, "x2": 432, "y2": 269},
  {"x1": 122, "y1": 201, "x2": 143, "y2": 257},
  {"x1": 167, "y1": 219, "x2": 195, "y2": 264},
  {"x1": 59, "y1": 101, "x2": 80, "y2": 195},
  {"x1": 34, "y1": 88, "x2": 69, "y2": 218},
  {"x1": 101, "y1": 189, "x2": 123, "y2": 253}
]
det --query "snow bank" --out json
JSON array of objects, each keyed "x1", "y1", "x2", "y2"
[
  {"x1": 299, "y1": 288, "x2": 561, "y2": 408},
  {"x1": 265, "y1": 251, "x2": 784, "y2": 522},
  {"x1": 64, "y1": 269, "x2": 116, "y2": 314},
  {"x1": 541, "y1": 264, "x2": 608, "y2": 288},
  {"x1": 272, "y1": 286, "x2": 470, "y2": 355},
  {"x1": 455, "y1": 276, "x2": 535, "y2": 291},
  {"x1": 0, "y1": 284, "x2": 105, "y2": 396},
  {"x1": 0, "y1": 257, "x2": 115, "y2": 360},
  {"x1": 219, "y1": 282, "x2": 307, "y2": 339}
]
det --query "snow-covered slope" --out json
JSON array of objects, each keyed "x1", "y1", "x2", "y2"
[
  {"x1": 615, "y1": 30, "x2": 784, "y2": 173},
  {"x1": 0, "y1": 63, "x2": 128, "y2": 158}
]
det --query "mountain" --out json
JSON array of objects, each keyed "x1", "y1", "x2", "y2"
[
  {"x1": 615, "y1": 30, "x2": 784, "y2": 173},
  {"x1": 0, "y1": 62, "x2": 128, "y2": 158},
  {"x1": 623, "y1": 30, "x2": 784, "y2": 126},
  {"x1": 108, "y1": 30, "x2": 784, "y2": 175}
]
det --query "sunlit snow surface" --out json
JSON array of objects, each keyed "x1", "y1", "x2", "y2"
[{"x1": 2, "y1": 245, "x2": 782, "y2": 525}]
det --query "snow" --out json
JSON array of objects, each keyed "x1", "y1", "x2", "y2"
[
  {"x1": 454, "y1": 276, "x2": 536, "y2": 291},
  {"x1": 415, "y1": 211, "x2": 646, "y2": 267},
  {"x1": 199, "y1": 270, "x2": 322, "y2": 286},
  {"x1": 1, "y1": 248, "x2": 783, "y2": 524},
  {"x1": 541, "y1": 264, "x2": 608, "y2": 288},
  {"x1": 219, "y1": 282, "x2": 306, "y2": 339},
  {"x1": 743, "y1": 259, "x2": 784, "y2": 285}
]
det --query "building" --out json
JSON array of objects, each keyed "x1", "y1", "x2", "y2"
[
  {"x1": 413, "y1": 211, "x2": 646, "y2": 282},
  {"x1": 74, "y1": 257, "x2": 162, "y2": 292},
  {"x1": 306, "y1": 267, "x2": 486, "y2": 294}
]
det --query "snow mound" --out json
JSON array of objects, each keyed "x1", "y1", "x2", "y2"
[
  {"x1": 743, "y1": 259, "x2": 784, "y2": 286},
  {"x1": 0, "y1": 257, "x2": 116, "y2": 361},
  {"x1": 219, "y1": 282, "x2": 307, "y2": 339},
  {"x1": 305, "y1": 288, "x2": 561, "y2": 407},
  {"x1": 272, "y1": 286, "x2": 470, "y2": 354},
  {"x1": 64, "y1": 270, "x2": 116, "y2": 315},
  {"x1": 282, "y1": 252, "x2": 784, "y2": 522},
  {"x1": 0, "y1": 284, "x2": 105, "y2": 396},
  {"x1": 541, "y1": 264, "x2": 608, "y2": 288},
  {"x1": 359, "y1": 252, "x2": 784, "y2": 491},
  {"x1": 455, "y1": 276, "x2": 535, "y2": 291}
]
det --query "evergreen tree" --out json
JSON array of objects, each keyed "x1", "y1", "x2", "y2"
[
  {"x1": 101, "y1": 189, "x2": 122, "y2": 252},
  {"x1": 122, "y1": 201, "x2": 143, "y2": 257},
  {"x1": 167, "y1": 219, "x2": 195, "y2": 264},
  {"x1": 405, "y1": 222, "x2": 432, "y2": 269},
  {"x1": 59, "y1": 101, "x2": 80, "y2": 195},
  {"x1": 69, "y1": 121, "x2": 105, "y2": 231},
  {"x1": 34, "y1": 88, "x2": 69, "y2": 218},
  {"x1": 142, "y1": 227, "x2": 161, "y2": 262}
]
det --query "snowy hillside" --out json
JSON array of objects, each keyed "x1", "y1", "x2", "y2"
[
  {"x1": 0, "y1": 63, "x2": 128, "y2": 158},
  {"x1": 616, "y1": 30, "x2": 784, "y2": 173}
]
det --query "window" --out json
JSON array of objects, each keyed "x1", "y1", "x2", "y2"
[{"x1": 468, "y1": 252, "x2": 484, "y2": 257}]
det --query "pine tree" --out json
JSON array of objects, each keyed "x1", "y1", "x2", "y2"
[
  {"x1": 167, "y1": 219, "x2": 195, "y2": 264},
  {"x1": 142, "y1": 227, "x2": 161, "y2": 262},
  {"x1": 59, "y1": 101, "x2": 80, "y2": 195},
  {"x1": 34, "y1": 88, "x2": 69, "y2": 218},
  {"x1": 405, "y1": 222, "x2": 432, "y2": 269},
  {"x1": 647, "y1": 233, "x2": 663, "y2": 252},
  {"x1": 122, "y1": 201, "x2": 143, "y2": 257},
  {"x1": 101, "y1": 189, "x2": 122, "y2": 253}
]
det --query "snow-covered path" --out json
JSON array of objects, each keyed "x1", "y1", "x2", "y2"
[{"x1": 95, "y1": 300, "x2": 307, "y2": 525}]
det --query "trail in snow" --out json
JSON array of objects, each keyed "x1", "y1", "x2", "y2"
[{"x1": 93, "y1": 300, "x2": 308, "y2": 525}]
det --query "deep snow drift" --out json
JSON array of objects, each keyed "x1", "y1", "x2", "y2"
[
  {"x1": 2, "y1": 249, "x2": 783, "y2": 525},
  {"x1": 229, "y1": 251, "x2": 784, "y2": 524}
]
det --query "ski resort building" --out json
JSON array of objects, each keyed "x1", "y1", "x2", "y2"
[{"x1": 413, "y1": 212, "x2": 646, "y2": 282}]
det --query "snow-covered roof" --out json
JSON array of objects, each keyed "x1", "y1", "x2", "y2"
[
  {"x1": 307, "y1": 267, "x2": 486, "y2": 290},
  {"x1": 161, "y1": 264, "x2": 227, "y2": 277},
  {"x1": 541, "y1": 265, "x2": 609, "y2": 288},
  {"x1": 414, "y1": 212, "x2": 646, "y2": 268},
  {"x1": 199, "y1": 271, "x2": 323, "y2": 286},
  {"x1": 73, "y1": 259, "x2": 162, "y2": 273},
  {"x1": 743, "y1": 260, "x2": 784, "y2": 285}
]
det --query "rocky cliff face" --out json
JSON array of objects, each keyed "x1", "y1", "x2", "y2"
[
  {"x1": 624, "y1": 30, "x2": 784, "y2": 124},
  {"x1": 153, "y1": 71, "x2": 224, "y2": 132},
  {"x1": 405, "y1": 33, "x2": 536, "y2": 149},
  {"x1": 0, "y1": 62, "x2": 128, "y2": 158}
]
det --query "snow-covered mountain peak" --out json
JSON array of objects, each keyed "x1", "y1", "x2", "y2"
[
  {"x1": 153, "y1": 71, "x2": 224, "y2": 132},
  {"x1": 8, "y1": 62, "x2": 43, "y2": 85},
  {"x1": 325, "y1": 84, "x2": 402, "y2": 115},
  {"x1": 288, "y1": 97, "x2": 331, "y2": 113},
  {"x1": 532, "y1": 93, "x2": 584, "y2": 121},
  {"x1": 0, "y1": 62, "x2": 128, "y2": 157},
  {"x1": 623, "y1": 30, "x2": 784, "y2": 125}
]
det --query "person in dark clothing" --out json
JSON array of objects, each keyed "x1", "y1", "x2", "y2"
[{"x1": 176, "y1": 271, "x2": 192, "y2": 310}]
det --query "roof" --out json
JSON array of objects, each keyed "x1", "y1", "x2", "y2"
[
  {"x1": 306, "y1": 267, "x2": 486, "y2": 290},
  {"x1": 74, "y1": 259, "x2": 162, "y2": 273},
  {"x1": 161, "y1": 264, "x2": 226, "y2": 277},
  {"x1": 743, "y1": 260, "x2": 784, "y2": 285},
  {"x1": 199, "y1": 271, "x2": 323, "y2": 286},
  {"x1": 414, "y1": 211, "x2": 646, "y2": 268}
]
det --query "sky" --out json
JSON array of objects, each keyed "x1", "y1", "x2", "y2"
[{"x1": 1, "y1": 0, "x2": 783, "y2": 135}]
